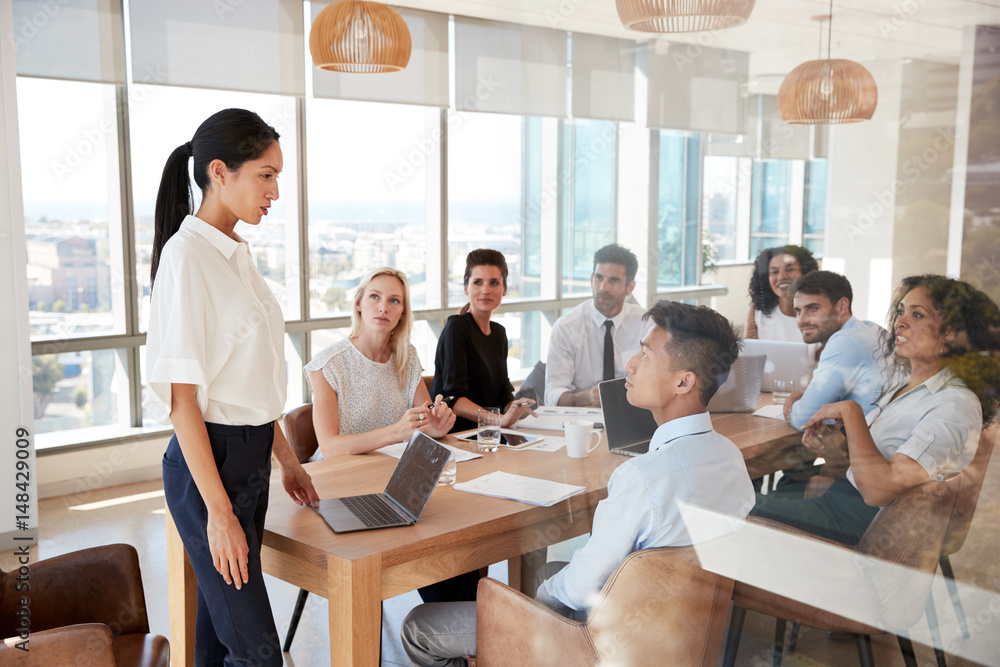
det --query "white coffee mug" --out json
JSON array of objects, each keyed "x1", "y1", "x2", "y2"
[{"x1": 564, "y1": 420, "x2": 600, "y2": 459}]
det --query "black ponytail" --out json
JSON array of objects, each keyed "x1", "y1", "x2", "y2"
[{"x1": 150, "y1": 109, "x2": 280, "y2": 291}]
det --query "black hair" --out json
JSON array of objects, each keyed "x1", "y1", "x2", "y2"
[
  {"x1": 748, "y1": 245, "x2": 819, "y2": 314},
  {"x1": 644, "y1": 300, "x2": 742, "y2": 407},
  {"x1": 790, "y1": 270, "x2": 854, "y2": 311},
  {"x1": 593, "y1": 244, "x2": 639, "y2": 284},
  {"x1": 150, "y1": 108, "x2": 280, "y2": 291},
  {"x1": 882, "y1": 274, "x2": 1000, "y2": 422},
  {"x1": 460, "y1": 249, "x2": 509, "y2": 315}
]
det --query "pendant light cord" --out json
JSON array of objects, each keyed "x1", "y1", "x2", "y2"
[{"x1": 827, "y1": 0, "x2": 834, "y2": 62}]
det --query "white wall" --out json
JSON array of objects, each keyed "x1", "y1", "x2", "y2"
[
  {"x1": 708, "y1": 262, "x2": 753, "y2": 332},
  {"x1": 37, "y1": 435, "x2": 169, "y2": 500},
  {"x1": 0, "y1": 0, "x2": 37, "y2": 548},
  {"x1": 824, "y1": 60, "x2": 904, "y2": 324}
]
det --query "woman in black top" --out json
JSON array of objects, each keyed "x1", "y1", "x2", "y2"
[
  {"x1": 421, "y1": 249, "x2": 536, "y2": 604},
  {"x1": 432, "y1": 248, "x2": 536, "y2": 433}
]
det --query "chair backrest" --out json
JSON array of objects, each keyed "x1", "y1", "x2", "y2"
[
  {"x1": 586, "y1": 546, "x2": 733, "y2": 667},
  {"x1": 513, "y1": 361, "x2": 546, "y2": 406},
  {"x1": 942, "y1": 422, "x2": 998, "y2": 556},
  {"x1": 284, "y1": 404, "x2": 319, "y2": 464},
  {"x1": 1, "y1": 544, "x2": 149, "y2": 637},
  {"x1": 422, "y1": 376, "x2": 433, "y2": 397},
  {"x1": 855, "y1": 473, "x2": 962, "y2": 630},
  {"x1": 0, "y1": 624, "x2": 118, "y2": 666}
]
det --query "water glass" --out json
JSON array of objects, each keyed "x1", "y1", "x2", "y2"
[
  {"x1": 437, "y1": 450, "x2": 457, "y2": 486},
  {"x1": 477, "y1": 408, "x2": 501, "y2": 452}
]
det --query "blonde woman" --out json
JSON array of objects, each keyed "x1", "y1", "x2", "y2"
[{"x1": 306, "y1": 268, "x2": 454, "y2": 458}]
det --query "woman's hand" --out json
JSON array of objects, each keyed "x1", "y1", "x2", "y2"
[
  {"x1": 397, "y1": 405, "x2": 435, "y2": 439},
  {"x1": 422, "y1": 394, "x2": 456, "y2": 438},
  {"x1": 206, "y1": 507, "x2": 249, "y2": 590},
  {"x1": 501, "y1": 398, "x2": 537, "y2": 428},
  {"x1": 281, "y1": 461, "x2": 319, "y2": 507},
  {"x1": 802, "y1": 401, "x2": 860, "y2": 432}
]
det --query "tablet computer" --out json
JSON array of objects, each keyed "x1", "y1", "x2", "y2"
[{"x1": 455, "y1": 430, "x2": 544, "y2": 450}]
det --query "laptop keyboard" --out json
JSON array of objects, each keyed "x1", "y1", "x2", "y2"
[
  {"x1": 615, "y1": 441, "x2": 649, "y2": 457},
  {"x1": 341, "y1": 494, "x2": 408, "y2": 527}
]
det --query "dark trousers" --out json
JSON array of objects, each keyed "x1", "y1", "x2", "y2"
[
  {"x1": 750, "y1": 477, "x2": 880, "y2": 546},
  {"x1": 163, "y1": 422, "x2": 282, "y2": 667}
]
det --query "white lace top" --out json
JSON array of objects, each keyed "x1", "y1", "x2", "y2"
[{"x1": 304, "y1": 338, "x2": 423, "y2": 438}]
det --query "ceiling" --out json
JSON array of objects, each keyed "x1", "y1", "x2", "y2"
[{"x1": 392, "y1": 0, "x2": 1000, "y2": 91}]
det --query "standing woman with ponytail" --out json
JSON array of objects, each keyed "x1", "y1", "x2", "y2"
[{"x1": 145, "y1": 108, "x2": 318, "y2": 666}]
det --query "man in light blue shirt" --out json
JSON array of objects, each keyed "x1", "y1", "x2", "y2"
[
  {"x1": 400, "y1": 301, "x2": 755, "y2": 666},
  {"x1": 785, "y1": 271, "x2": 886, "y2": 430}
]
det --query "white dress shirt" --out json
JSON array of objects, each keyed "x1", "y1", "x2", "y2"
[
  {"x1": 789, "y1": 316, "x2": 886, "y2": 429},
  {"x1": 544, "y1": 300, "x2": 647, "y2": 406},
  {"x1": 145, "y1": 215, "x2": 286, "y2": 426},
  {"x1": 535, "y1": 412, "x2": 755, "y2": 612},
  {"x1": 847, "y1": 367, "x2": 982, "y2": 490}
]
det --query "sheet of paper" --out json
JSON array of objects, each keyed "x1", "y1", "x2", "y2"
[
  {"x1": 518, "y1": 406, "x2": 603, "y2": 431},
  {"x1": 524, "y1": 437, "x2": 565, "y2": 453},
  {"x1": 376, "y1": 441, "x2": 481, "y2": 462},
  {"x1": 454, "y1": 471, "x2": 586, "y2": 507},
  {"x1": 752, "y1": 404, "x2": 786, "y2": 421}
]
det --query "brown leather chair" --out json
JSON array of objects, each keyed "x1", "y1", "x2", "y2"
[
  {"x1": 723, "y1": 473, "x2": 963, "y2": 667},
  {"x1": 0, "y1": 544, "x2": 168, "y2": 667},
  {"x1": 281, "y1": 403, "x2": 319, "y2": 651},
  {"x1": 0, "y1": 624, "x2": 118, "y2": 666},
  {"x1": 475, "y1": 546, "x2": 734, "y2": 666}
]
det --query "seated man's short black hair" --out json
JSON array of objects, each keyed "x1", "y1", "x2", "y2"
[
  {"x1": 643, "y1": 300, "x2": 741, "y2": 407},
  {"x1": 790, "y1": 270, "x2": 854, "y2": 311},
  {"x1": 593, "y1": 244, "x2": 639, "y2": 284}
]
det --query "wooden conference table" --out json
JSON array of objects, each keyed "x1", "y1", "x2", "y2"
[{"x1": 165, "y1": 400, "x2": 801, "y2": 667}]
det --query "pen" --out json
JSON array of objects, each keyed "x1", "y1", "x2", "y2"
[{"x1": 428, "y1": 396, "x2": 455, "y2": 410}]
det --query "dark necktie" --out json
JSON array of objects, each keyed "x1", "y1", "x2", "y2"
[{"x1": 603, "y1": 320, "x2": 615, "y2": 381}]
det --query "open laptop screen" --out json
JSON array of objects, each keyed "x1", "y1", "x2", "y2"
[
  {"x1": 599, "y1": 378, "x2": 658, "y2": 448},
  {"x1": 384, "y1": 432, "x2": 450, "y2": 521}
]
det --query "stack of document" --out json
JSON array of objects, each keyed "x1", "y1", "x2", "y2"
[
  {"x1": 454, "y1": 471, "x2": 586, "y2": 507},
  {"x1": 518, "y1": 406, "x2": 602, "y2": 431}
]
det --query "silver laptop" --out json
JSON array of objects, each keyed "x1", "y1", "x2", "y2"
[
  {"x1": 706, "y1": 353, "x2": 766, "y2": 413},
  {"x1": 598, "y1": 378, "x2": 658, "y2": 458},
  {"x1": 742, "y1": 339, "x2": 815, "y2": 392},
  {"x1": 312, "y1": 431, "x2": 449, "y2": 533}
]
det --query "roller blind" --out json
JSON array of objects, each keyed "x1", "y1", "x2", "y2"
[
  {"x1": 12, "y1": 0, "x2": 125, "y2": 84},
  {"x1": 646, "y1": 41, "x2": 748, "y2": 134},
  {"x1": 571, "y1": 33, "x2": 636, "y2": 122},
  {"x1": 454, "y1": 16, "x2": 567, "y2": 118},
  {"x1": 129, "y1": 0, "x2": 304, "y2": 96},
  {"x1": 311, "y1": 5, "x2": 449, "y2": 107}
]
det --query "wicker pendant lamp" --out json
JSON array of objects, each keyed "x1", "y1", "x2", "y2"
[
  {"x1": 777, "y1": 10, "x2": 877, "y2": 124},
  {"x1": 309, "y1": 0, "x2": 411, "y2": 73},
  {"x1": 615, "y1": 0, "x2": 756, "y2": 32}
]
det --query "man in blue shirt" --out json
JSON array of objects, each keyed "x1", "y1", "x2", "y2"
[
  {"x1": 400, "y1": 301, "x2": 755, "y2": 666},
  {"x1": 784, "y1": 271, "x2": 886, "y2": 430}
]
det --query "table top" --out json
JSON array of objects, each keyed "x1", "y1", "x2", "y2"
[{"x1": 262, "y1": 401, "x2": 799, "y2": 567}]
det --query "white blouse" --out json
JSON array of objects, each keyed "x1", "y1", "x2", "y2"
[
  {"x1": 755, "y1": 306, "x2": 803, "y2": 342},
  {"x1": 144, "y1": 215, "x2": 286, "y2": 426},
  {"x1": 304, "y1": 338, "x2": 422, "y2": 437}
]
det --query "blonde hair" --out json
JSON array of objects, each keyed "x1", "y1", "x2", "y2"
[{"x1": 350, "y1": 267, "x2": 412, "y2": 390}]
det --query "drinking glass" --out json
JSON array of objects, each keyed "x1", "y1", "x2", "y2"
[
  {"x1": 477, "y1": 408, "x2": 501, "y2": 452},
  {"x1": 437, "y1": 450, "x2": 457, "y2": 486}
]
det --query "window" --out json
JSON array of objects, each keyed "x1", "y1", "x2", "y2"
[
  {"x1": 750, "y1": 159, "x2": 794, "y2": 257},
  {"x1": 306, "y1": 98, "x2": 435, "y2": 316},
  {"x1": 562, "y1": 119, "x2": 617, "y2": 296},
  {"x1": 657, "y1": 131, "x2": 701, "y2": 288},
  {"x1": 19, "y1": 78, "x2": 124, "y2": 340},
  {"x1": 703, "y1": 156, "x2": 740, "y2": 262},
  {"x1": 447, "y1": 111, "x2": 541, "y2": 305},
  {"x1": 804, "y1": 160, "x2": 828, "y2": 256},
  {"x1": 33, "y1": 350, "x2": 130, "y2": 442}
]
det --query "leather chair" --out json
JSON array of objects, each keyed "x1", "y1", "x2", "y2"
[
  {"x1": 0, "y1": 623, "x2": 118, "y2": 666},
  {"x1": 281, "y1": 403, "x2": 319, "y2": 652},
  {"x1": 475, "y1": 546, "x2": 734, "y2": 666},
  {"x1": 0, "y1": 544, "x2": 168, "y2": 667},
  {"x1": 723, "y1": 473, "x2": 963, "y2": 667}
]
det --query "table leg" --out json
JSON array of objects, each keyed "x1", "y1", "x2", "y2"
[
  {"x1": 507, "y1": 548, "x2": 547, "y2": 597},
  {"x1": 165, "y1": 507, "x2": 197, "y2": 667},
  {"x1": 327, "y1": 554, "x2": 382, "y2": 667}
]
